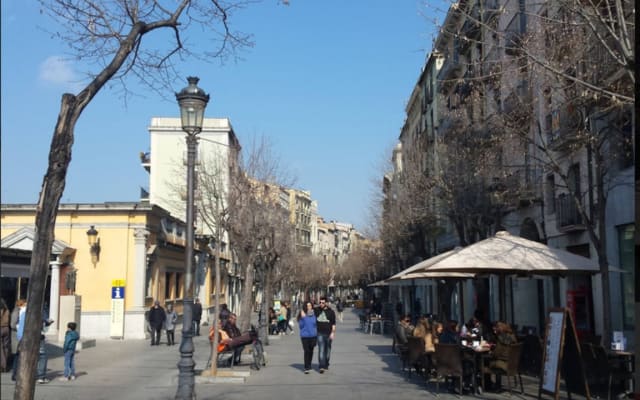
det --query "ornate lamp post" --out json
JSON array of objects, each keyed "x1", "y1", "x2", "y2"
[{"x1": 175, "y1": 76, "x2": 209, "y2": 400}]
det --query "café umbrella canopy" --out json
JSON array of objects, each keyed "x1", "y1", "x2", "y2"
[
  {"x1": 418, "y1": 231, "x2": 600, "y2": 275},
  {"x1": 387, "y1": 249, "x2": 461, "y2": 281}
]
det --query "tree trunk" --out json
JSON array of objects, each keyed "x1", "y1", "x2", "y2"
[
  {"x1": 238, "y1": 254, "x2": 254, "y2": 332},
  {"x1": 15, "y1": 94, "x2": 78, "y2": 400},
  {"x1": 262, "y1": 262, "x2": 272, "y2": 346}
]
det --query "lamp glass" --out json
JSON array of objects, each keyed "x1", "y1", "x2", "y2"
[
  {"x1": 87, "y1": 226, "x2": 98, "y2": 246},
  {"x1": 179, "y1": 99, "x2": 206, "y2": 133},
  {"x1": 176, "y1": 76, "x2": 210, "y2": 135}
]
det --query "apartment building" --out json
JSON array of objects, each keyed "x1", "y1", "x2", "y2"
[
  {"x1": 387, "y1": 0, "x2": 634, "y2": 340},
  {"x1": 285, "y1": 188, "x2": 314, "y2": 253}
]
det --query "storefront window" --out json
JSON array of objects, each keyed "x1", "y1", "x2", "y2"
[{"x1": 618, "y1": 224, "x2": 634, "y2": 330}]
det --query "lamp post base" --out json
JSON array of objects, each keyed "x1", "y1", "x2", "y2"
[{"x1": 175, "y1": 298, "x2": 195, "y2": 400}]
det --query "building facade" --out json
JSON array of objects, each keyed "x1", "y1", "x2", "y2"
[
  {"x1": 143, "y1": 117, "x2": 243, "y2": 320},
  {"x1": 1, "y1": 203, "x2": 189, "y2": 340},
  {"x1": 385, "y1": 0, "x2": 634, "y2": 342}
]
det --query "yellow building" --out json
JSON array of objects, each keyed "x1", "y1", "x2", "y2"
[{"x1": 0, "y1": 202, "x2": 204, "y2": 340}]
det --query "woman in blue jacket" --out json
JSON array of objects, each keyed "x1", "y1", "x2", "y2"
[{"x1": 297, "y1": 301, "x2": 317, "y2": 374}]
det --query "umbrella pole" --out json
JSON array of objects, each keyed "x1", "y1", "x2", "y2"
[
  {"x1": 499, "y1": 275, "x2": 506, "y2": 321},
  {"x1": 459, "y1": 280, "x2": 465, "y2": 325}
]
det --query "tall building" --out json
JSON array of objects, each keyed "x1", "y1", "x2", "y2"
[
  {"x1": 285, "y1": 188, "x2": 314, "y2": 253},
  {"x1": 386, "y1": 0, "x2": 634, "y2": 341},
  {"x1": 143, "y1": 117, "x2": 243, "y2": 317}
]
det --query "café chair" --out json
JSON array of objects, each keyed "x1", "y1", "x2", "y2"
[
  {"x1": 407, "y1": 335, "x2": 429, "y2": 377},
  {"x1": 485, "y1": 342, "x2": 524, "y2": 395},
  {"x1": 519, "y1": 334, "x2": 542, "y2": 377},
  {"x1": 432, "y1": 343, "x2": 464, "y2": 396}
]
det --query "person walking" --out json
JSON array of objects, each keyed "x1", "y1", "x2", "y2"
[
  {"x1": 165, "y1": 304, "x2": 178, "y2": 346},
  {"x1": 314, "y1": 296, "x2": 336, "y2": 373},
  {"x1": 36, "y1": 318, "x2": 54, "y2": 384},
  {"x1": 297, "y1": 301, "x2": 317, "y2": 374},
  {"x1": 335, "y1": 298, "x2": 344, "y2": 323},
  {"x1": 0, "y1": 299, "x2": 10, "y2": 372},
  {"x1": 60, "y1": 322, "x2": 79, "y2": 381},
  {"x1": 192, "y1": 298, "x2": 203, "y2": 336},
  {"x1": 11, "y1": 299, "x2": 26, "y2": 381},
  {"x1": 148, "y1": 300, "x2": 166, "y2": 346}
]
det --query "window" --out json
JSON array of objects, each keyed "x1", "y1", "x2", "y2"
[
  {"x1": 165, "y1": 272, "x2": 172, "y2": 299},
  {"x1": 546, "y1": 174, "x2": 556, "y2": 213},
  {"x1": 176, "y1": 273, "x2": 182, "y2": 299},
  {"x1": 617, "y1": 224, "x2": 634, "y2": 330},
  {"x1": 567, "y1": 163, "x2": 581, "y2": 200}
]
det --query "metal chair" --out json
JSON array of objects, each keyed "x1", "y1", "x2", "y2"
[{"x1": 433, "y1": 343, "x2": 464, "y2": 396}]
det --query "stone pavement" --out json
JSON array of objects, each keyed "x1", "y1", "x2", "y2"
[{"x1": 1, "y1": 309, "x2": 587, "y2": 400}]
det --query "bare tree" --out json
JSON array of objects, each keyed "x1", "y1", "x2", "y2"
[
  {"x1": 18, "y1": 1, "x2": 283, "y2": 398},
  {"x1": 224, "y1": 135, "x2": 295, "y2": 333}
]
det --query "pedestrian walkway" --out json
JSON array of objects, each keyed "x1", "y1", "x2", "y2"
[{"x1": 1, "y1": 308, "x2": 589, "y2": 400}]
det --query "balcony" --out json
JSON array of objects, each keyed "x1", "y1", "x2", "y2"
[
  {"x1": 482, "y1": 0, "x2": 501, "y2": 22},
  {"x1": 504, "y1": 13, "x2": 526, "y2": 56},
  {"x1": 555, "y1": 194, "x2": 585, "y2": 231},
  {"x1": 546, "y1": 104, "x2": 585, "y2": 151},
  {"x1": 437, "y1": 116, "x2": 464, "y2": 137},
  {"x1": 502, "y1": 81, "x2": 532, "y2": 115},
  {"x1": 438, "y1": 53, "x2": 464, "y2": 89},
  {"x1": 461, "y1": 4, "x2": 481, "y2": 42},
  {"x1": 140, "y1": 187, "x2": 150, "y2": 202},
  {"x1": 139, "y1": 151, "x2": 151, "y2": 172}
]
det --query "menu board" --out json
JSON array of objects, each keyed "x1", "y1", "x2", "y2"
[
  {"x1": 541, "y1": 310, "x2": 565, "y2": 394},
  {"x1": 538, "y1": 308, "x2": 590, "y2": 400}
]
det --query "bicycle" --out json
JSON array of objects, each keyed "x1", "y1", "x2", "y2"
[{"x1": 249, "y1": 324, "x2": 267, "y2": 370}]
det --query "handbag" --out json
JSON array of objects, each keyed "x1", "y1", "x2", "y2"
[{"x1": 288, "y1": 320, "x2": 294, "y2": 328}]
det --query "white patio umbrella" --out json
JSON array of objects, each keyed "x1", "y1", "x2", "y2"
[
  {"x1": 389, "y1": 231, "x2": 602, "y2": 322},
  {"x1": 418, "y1": 230, "x2": 600, "y2": 275}
]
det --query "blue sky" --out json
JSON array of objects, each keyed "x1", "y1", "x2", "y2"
[{"x1": 1, "y1": 1, "x2": 444, "y2": 232}]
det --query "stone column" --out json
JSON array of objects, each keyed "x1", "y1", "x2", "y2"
[
  {"x1": 133, "y1": 228, "x2": 149, "y2": 311},
  {"x1": 48, "y1": 260, "x2": 61, "y2": 336},
  {"x1": 125, "y1": 228, "x2": 149, "y2": 339}
]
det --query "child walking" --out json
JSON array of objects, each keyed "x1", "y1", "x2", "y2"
[{"x1": 60, "y1": 322, "x2": 79, "y2": 381}]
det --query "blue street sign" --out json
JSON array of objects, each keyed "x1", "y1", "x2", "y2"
[{"x1": 112, "y1": 286, "x2": 125, "y2": 299}]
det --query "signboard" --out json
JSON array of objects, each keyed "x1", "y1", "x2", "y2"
[
  {"x1": 541, "y1": 309, "x2": 565, "y2": 394},
  {"x1": 110, "y1": 279, "x2": 126, "y2": 338},
  {"x1": 538, "y1": 308, "x2": 590, "y2": 400}
]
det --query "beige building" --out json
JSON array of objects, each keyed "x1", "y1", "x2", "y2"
[{"x1": 1, "y1": 203, "x2": 188, "y2": 340}]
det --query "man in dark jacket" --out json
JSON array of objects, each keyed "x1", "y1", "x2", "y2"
[
  {"x1": 314, "y1": 296, "x2": 336, "y2": 373},
  {"x1": 148, "y1": 300, "x2": 166, "y2": 346},
  {"x1": 223, "y1": 313, "x2": 246, "y2": 364},
  {"x1": 192, "y1": 298, "x2": 203, "y2": 336}
]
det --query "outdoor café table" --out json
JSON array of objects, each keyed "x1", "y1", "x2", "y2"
[
  {"x1": 607, "y1": 350, "x2": 635, "y2": 396},
  {"x1": 369, "y1": 316, "x2": 384, "y2": 335},
  {"x1": 460, "y1": 340, "x2": 492, "y2": 395}
]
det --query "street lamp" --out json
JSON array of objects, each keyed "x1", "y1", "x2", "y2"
[{"x1": 175, "y1": 76, "x2": 209, "y2": 400}]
